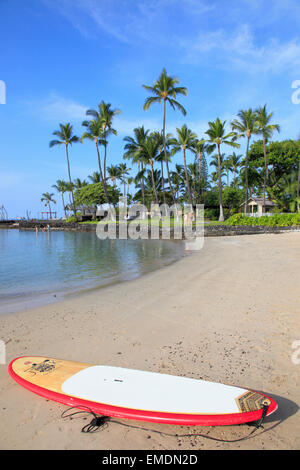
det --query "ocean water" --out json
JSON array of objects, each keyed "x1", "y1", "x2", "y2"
[{"x1": 0, "y1": 229, "x2": 185, "y2": 314}]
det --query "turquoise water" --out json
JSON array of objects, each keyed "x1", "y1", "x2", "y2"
[{"x1": 0, "y1": 229, "x2": 185, "y2": 314}]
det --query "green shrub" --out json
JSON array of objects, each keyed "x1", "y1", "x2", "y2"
[
  {"x1": 226, "y1": 213, "x2": 300, "y2": 227},
  {"x1": 66, "y1": 216, "x2": 78, "y2": 223},
  {"x1": 204, "y1": 208, "x2": 219, "y2": 220}
]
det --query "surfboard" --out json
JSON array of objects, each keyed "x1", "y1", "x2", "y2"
[{"x1": 8, "y1": 356, "x2": 277, "y2": 426}]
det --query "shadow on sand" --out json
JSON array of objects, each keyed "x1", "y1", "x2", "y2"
[{"x1": 258, "y1": 391, "x2": 298, "y2": 427}]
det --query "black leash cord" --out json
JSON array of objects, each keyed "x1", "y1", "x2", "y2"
[
  {"x1": 61, "y1": 406, "x2": 110, "y2": 433},
  {"x1": 61, "y1": 403, "x2": 270, "y2": 443}
]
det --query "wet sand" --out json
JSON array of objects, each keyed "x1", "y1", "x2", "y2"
[{"x1": 0, "y1": 233, "x2": 299, "y2": 450}]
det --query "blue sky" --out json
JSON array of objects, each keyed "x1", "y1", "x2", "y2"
[{"x1": 0, "y1": 0, "x2": 300, "y2": 218}]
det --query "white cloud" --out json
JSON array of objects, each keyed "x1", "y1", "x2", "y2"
[
  {"x1": 183, "y1": 24, "x2": 300, "y2": 74},
  {"x1": 23, "y1": 93, "x2": 88, "y2": 123},
  {"x1": 41, "y1": 94, "x2": 88, "y2": 122},
  {"x1": 43, "y1": 0, "x2": 214, "y2": 44},
  {"x1": 42, "y1": 0, "x2": 300, "y2": 76}
]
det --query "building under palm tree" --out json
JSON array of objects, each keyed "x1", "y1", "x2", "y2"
[{"x1": 239, "y1": 197, "x2": 277, "y2": 216}]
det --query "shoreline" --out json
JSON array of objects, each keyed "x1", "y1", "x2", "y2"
[
  {"x1": 1, "y1": 232, "x2": 299, "y2": 450},
  {"x1": 2, "y1": 220, "x2": 300, "y2": 238},
  {"x1": 0, "y1": 236, "x2": 187, "y2": 316}
]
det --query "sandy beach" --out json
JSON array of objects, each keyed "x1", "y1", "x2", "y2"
[{"x1": 0, "y1": 232, "x2": 299, "y2": 450}]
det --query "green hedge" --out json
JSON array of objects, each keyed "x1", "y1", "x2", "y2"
[
  {"x1": 65, "y1": 215, "x2": 78, "y2": 223},
  {"x1": 226, "y1": 213, "x2": 300, "y2": 227}
]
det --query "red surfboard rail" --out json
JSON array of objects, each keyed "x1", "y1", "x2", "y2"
[{"x1": 8, "y1": 356, "x2": 278, "y2": 426}]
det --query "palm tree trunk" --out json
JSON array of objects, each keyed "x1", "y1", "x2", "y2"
[
  {"x1": 61, "y1": 193, "x2": 67, "y2": 218},
  {"x1": 163, "y1": 99, "x2": 176, "y2": 205},
  {"x1": 49, "y1": 202, "x2": 52, "y2": 220},
  {"x1": 263, "y1": 136, "x2": 267, "y2": 213},
  {"x1": 104, "y1": 142, "x2": 107, "y2": 182},
  {"x1": 198, "y1": 151, "x2": 202, "y2": 203},
  {"x1": 161, "y1": 160, "x2": 167, "y2": 206},
  {"x1": 140, "y1": 161, "x2": 146, "y2": 206},
  {"x1": 65, "y1": 144, "x2": 77, "y2": 217},
  {"x1": 150, "y1": 163, "x2": 159, "y2": 204},
  {"x1": 217, "y1": 144, "x2": 224, "y2": 222},
  {"x1": 96, "y1": 140, "x2": 111, "y2": 205},
  {"x1": 183, "y1": 148, "x2": 193, "y2": 207},
  {"x1": 244, "y1": 136, "x2": 250, "y2": 214},
  {"x1": 297, "y1": 160, "x2": 300, "y2": 212},
  {"x1": 234, "y1": 167, "x2": 237, "y2": 187}
]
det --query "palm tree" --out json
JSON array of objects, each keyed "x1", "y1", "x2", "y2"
[
  {"x1": 126, "y1": 176, "x2": 135, "y2": 197},
  {"x1": 65, "y1": 181, "x2": 75, "y2": 209},
  {"x1": 74, "y1": 178, "x2": 88, "y2": 189},
  {"x1": 41, "y1": 192, "x2": 56, "y2": 219},
  {"x1": 191, "y1": 139, "x2": 214, "y2": 201},
  {"x1": 231, "y1": 109, "x2": 260, "y2": 213},
  {"x1": 81, "y1": 118, "x2": 111, "y2": 205},
  {"x1": 133, "y1": 167, "x2": 147, "y2": 203},
  {"x1": 49, "y1": 123, "x2": 79, "y2": 217},
  {"x1": 223, "y1": 157, "x2": 234, "y2": 186},
  {"x1": 255, "y1": 105, "x2": 280, "y2": 210},
  {"x1": 211, "y1": 169, "x2": 226, "y2": 185},
  {"x1": 154, "y1": 149, "x2": 169, "y2": 206},
  {"x1": 187, "y1": 162, "x2": 199, "y2": 201},
  {"x1": 143, "y1": 68, "x2": 187, "y2": 205},
  {"x1": 52, "y1": 179, "x2": 68, "y2": 218},
  {"x1": 142, "y1": 169, "x2": 163, "y2": 205},
  {"x1": 107, "y1": 164, "x2": 121, "y2": 188},
  {"x1": 88, "y1": 171, "x2": 101, "y2": 184},
  {"x1": 210, "y1": 153, "x2": 226, "y2": 185},
  {"x1": 140, "y1": 136, "x2": 162, "y2": 205},
  {"x1": 170, "y1": 125, "x2": 197, "y2": 207},
  {"x1": 268, "y1": 170, "x2": 299, "y2": 212},
  {"x1": 118, "y1": 163, "x2": 131, "y2": 196},
  {"x1": 171, "y1": 164, "x2": 185, "y2": 201},
  {"x1": 205, "y1": 119, "x2": 240, "y2": 221},
  {"x1": 228, "y1": 152, "x2": 242, "y2": 186},
  {"x1": 124, "y1": 126, "x2": 150, "y2": 206},
  {"x1": 86, "y1": 101, "x2": 121, "y2": 181},
  {"x1": 150, "y1": 131, "x2": 172, "y2": 205}
]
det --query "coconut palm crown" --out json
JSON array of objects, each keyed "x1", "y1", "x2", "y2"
[
  {"x1": 86, "y1": 101, "x2": 121, "y2": 181},
  {"x1": 142, "y1": 68, "x2": 187, "y2": 205}
]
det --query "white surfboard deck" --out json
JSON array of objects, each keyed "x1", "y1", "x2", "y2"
[{"x1": 62, "y1": 365, "x2": 246, "y2": 415}]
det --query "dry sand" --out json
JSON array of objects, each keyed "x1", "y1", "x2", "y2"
[{"x1": 0, "y1": 232, "x2": 299, "y2": 450}]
